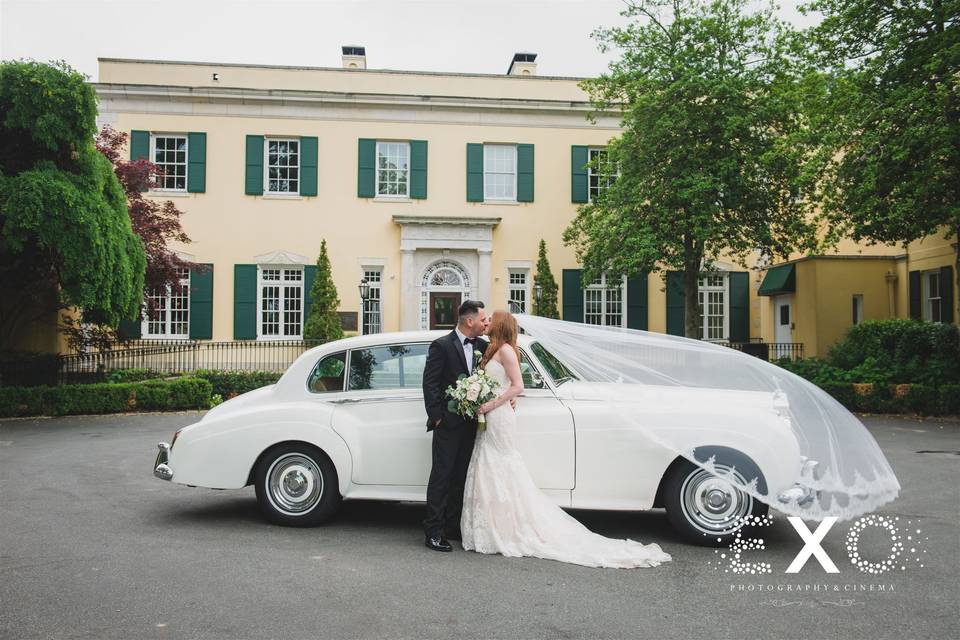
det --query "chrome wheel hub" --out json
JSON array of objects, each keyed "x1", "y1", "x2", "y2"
[
  {"x1": 267, "y1": 454, "x2": 323, "y2": 515},
  {"x1": 680, "y1": 464, "x2": 752, "y2": 536}
]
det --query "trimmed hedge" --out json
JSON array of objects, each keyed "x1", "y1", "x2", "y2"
[
  {"x1": 0, "y1": 377, "x2": 212, "y2": 418},
  {"x1": 192, "y1": 369, "x2": 282, "y2": 398},
  {"x1": 805, "y1": 381, "x2": 959, "y2": 416}
]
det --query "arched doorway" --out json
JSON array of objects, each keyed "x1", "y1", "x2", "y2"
[{"x1": 421, "y1": 260, "x2": 472, "y2": 329}]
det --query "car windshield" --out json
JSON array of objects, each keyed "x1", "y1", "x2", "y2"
[{"x1": 529, "y1": 341, "x2": 577, "y2": 385}]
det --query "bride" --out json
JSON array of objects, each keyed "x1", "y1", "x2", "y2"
[{"x1": 460, "y1": 310, "x2": 672, "y2": 568}]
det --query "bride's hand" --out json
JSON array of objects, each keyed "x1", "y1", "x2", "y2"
[{"x1": 478, "y1": 400, "x2": 496, "y2": 415}]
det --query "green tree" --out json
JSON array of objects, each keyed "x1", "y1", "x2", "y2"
[
  {"x1": 563, "y1": 0, "x2": 824, "y2": 338},
  {"x1": 0, "y1": 60, "x2": 146, "y2": 350},
  {"x1": 303, "y1": 239, "x2": 344, "y2": 342},
  {"x1": 802, "y1": 0, "x2": 959, "y2": 296},
  {"x1": 533, "y1": 239, "x2": 559, "y2": 318}
]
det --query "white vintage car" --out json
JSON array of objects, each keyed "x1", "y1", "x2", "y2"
[{"x1": 154, "y1": 330, "x2": 812, "y2": 544}]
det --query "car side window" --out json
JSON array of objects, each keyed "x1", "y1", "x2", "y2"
[
  {"x1": 307, "y1": 352, "x2": 347, "y2": 393},
  {"x1": 519, "y1": 350, "x2": 547, "y2": 389},
  {"x1": 348, "y1": 343, "x2": 430, "y2": 391}
]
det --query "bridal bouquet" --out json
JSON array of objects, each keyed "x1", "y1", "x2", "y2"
[{"x1": 446, "y1": 369, "x2": 500, "y2": 431}]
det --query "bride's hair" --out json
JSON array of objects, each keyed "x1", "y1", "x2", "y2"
[{"x1": 481, "y1": 310, "x2": 520, "y2": 369}]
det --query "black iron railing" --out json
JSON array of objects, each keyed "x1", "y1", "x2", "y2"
[{"x1": 717, "y1": 341, "x2": 805, "y2": 362}]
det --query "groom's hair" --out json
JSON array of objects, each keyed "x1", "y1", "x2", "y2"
[{"x1": 457, "y1": 299, "x2": 485, "y2": 322}]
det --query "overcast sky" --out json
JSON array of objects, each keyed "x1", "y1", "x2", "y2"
[{"x1": 1, "y1": 0, "x2": 822, "y2": 81}]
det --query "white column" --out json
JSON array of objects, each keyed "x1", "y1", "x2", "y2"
[
  {"x1": 400, "y1": 249, "x2": 416, "y2": 331},
  {"x1": 477, "y1": 249, "x2": 492, "y2": 308}
]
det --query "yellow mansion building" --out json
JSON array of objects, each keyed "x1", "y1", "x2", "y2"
[{"x1": 31, "y1": 50, "x2": 959, "y2": 358}]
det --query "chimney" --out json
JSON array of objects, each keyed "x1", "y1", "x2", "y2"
[
  {"x1": 342, "y1": 45, "x2": 366, "y2": 69},
  {"x1": 507, "y1": 52, "x2": 537, "y2": 76}
]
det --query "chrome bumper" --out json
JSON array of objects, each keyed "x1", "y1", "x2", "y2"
[
  {"x1": 154, "y1": 442, "x2": 173, "y2": 481},
  {"x1": 777, "y1": 456, "x2": 819, "y2": 507}
]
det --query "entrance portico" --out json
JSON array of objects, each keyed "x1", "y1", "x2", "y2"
[{"x1": 393, "y1": 215, "x2": 501, "y2": 330}]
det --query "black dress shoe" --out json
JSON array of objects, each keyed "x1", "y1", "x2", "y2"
[{"x1": 425, "y1": 536, "x2": 453, "y2": 552}]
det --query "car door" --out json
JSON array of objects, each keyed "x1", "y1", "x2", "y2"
[
  {"x1": 329, "y1": 343, "x2": 433, "y2": 486},
  {"x1": 514, "y1": 349, "x2": 576, "y2": 491}
]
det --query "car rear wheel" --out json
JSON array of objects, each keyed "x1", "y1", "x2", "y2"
[
  {"x1": 663, "y1": 450, "x2": 769, "y2": 546},
  {"x1": 254, "y1": 443, "x2": 341, "y2": 527}
]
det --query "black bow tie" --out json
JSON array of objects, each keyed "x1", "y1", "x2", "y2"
[{"x1": 464, "y1": 337, "x2": 477, "y2": 346}]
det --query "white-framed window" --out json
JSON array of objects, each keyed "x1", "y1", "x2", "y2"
[
  {"x1": 588, "y1": 147, "x2": 619, "y2": 203},
  {"x1": 361, "y1": 268, "x2": 383, "y2": 334},
  {"x1": 144, "y1": 267, "x2": 190, "y2": 338},
  {"x1": 508, "y1": 270, "x2": 529, "y2": 313},
  {"x1": 258, "y1": 266, "x2": 303, "y2": 339},
  {"x1": 376, "y1": 141, "x2": 410, "y2": 197},
  {"x1": 922, "y1": 271, "x2": 942, "y2": 322},
  {"x1": 264, "y1": 138, "x2": 299, "y2": 194},
  {"x1": 584, "y1": 272, "x2": 626, "y2": 327},
  {"x1": 852, "y1": 294, "x2": 864, "y2": 325},
  {"x1": 484, "y1": 144, "x2": 517, "y2": 201},
  {"x1": 151, "y1": 134, "x2": 188, "y2": 191},
  {"x1": 696, "y1": 272, "x2": 729, "y2": 341}
]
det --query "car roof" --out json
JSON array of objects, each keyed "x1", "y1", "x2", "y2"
[{"x1": 303, "y1": 329, "x2": 537, "y2": 357}]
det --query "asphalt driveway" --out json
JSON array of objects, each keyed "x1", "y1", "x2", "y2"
[{"x1": 0, "y1": 411, "x2": 957, "y2": 639}]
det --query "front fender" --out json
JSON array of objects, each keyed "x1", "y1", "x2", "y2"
[{"x1": 168, "y1": 401, "x2": 352, "y2": 493}]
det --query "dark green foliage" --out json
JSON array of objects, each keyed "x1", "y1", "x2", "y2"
[
  {"x1": 303, "y1": 239, "x2": 344, "y2": 342},
  {"x1": 565, "y1": 0, "x2": 823, "y2": 337},
  {"x1": 533, "y1": 240, "x2": 559, "y2": 319},
  {"x1": 0, "y1": 61, "x2": 146, "y2": 346},
  {"x1": 192, "y1": 369, "x2": 282, "y2": 398},
  {"x1": 104, "y1": 368, "x2": 167, "y2": 384},
  {"x1": 0, "y1": 377, "x2": 212, "y2": 417},
  {"x1": 827, "y1": 319, "x2": 960, "y2": 387},
  {"x1": 802, "y1": 0, "x2": 960, "y2": 248},
  {"x1": 777, "y1": 319, "x2": 960, "y2": 414}
]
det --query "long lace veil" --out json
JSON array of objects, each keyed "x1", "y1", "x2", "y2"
[{"x1": 515, "y1": 314, "x2": 900, "y2": 521}]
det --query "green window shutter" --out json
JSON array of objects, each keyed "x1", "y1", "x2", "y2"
[
  {"x1": 410, "y1": 140, "x2": 428, "y2": 199},
  {"x1": 562, "y1": 269, "x2": 584, "y2": 323},
  {"x1": 729, "y1": 271, "x2": 750, "y2": 342},
  {"x1": 666, "y1": 271, "x2": 685, "y2": 336},
  {"x1": 303, "y1": 265, "x2": 317, "y2": 332},
  {"x1": 130, "y1": 130, "x2": 150, "y2": 161},
  {"x1": 909, "y1": 270, "x2": 922, "y2": 320},
  {"x1": 517, "y1": 143, "x2": 534, "y2": 202},
  {"x1": 186, "y1": 132, "x2": 206, "y2": 193},
  {"x1": 188, "y1": 264, "x2": 214, "y2": 339},
  {"x1": 940, "y1": 266, "x2": 955, "y2": 324},
  {"x1": 300, "y1": 136, "x2": 318, "y2": 197},
  {"x1": 358, "y1": 138, "x2": 376, "y2": 198},
  {"x1": 466, "y1": 143, "x2": 484, "y2": 202},
  {"x1": 245, "y1": 135, "x2": 264, "y2": 195},
  {"x1": 234, "y1": 264, "x2": 258, "y2": 339},
  {"x1": 571, "y1": 145, "x2": 589, "y2": 203},
  {"x1": 130, "y1": 130, "x2": 150, "y2": 192},
  {"x1": 626, "y1": 273, "x2": 648, "y2": 330},
  {"x1": 117, "y1": 314, "x2": 142, "y2": 340}
]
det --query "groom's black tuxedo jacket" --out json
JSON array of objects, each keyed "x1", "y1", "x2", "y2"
[{"x1": 422, "y1": 330, "x2": 489, "y2": 431}]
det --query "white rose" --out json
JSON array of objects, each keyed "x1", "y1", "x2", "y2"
[{"x1": 466, "y1": 386, "x2": 480, "y2": 402}]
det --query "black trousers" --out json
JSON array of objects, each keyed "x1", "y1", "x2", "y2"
[{"x1": 423, "y1": 420, "x2": 478, "y2": 538}]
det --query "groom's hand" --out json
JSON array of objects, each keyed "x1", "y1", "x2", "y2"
[
  {"x1": 434, "y1": 418, "x2": 441, "y2": 428},
  {"x1": 510, "y1": 398, "x2": 517, "y2": 409}
]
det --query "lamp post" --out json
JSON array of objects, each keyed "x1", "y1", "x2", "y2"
[
  {"x1": 533, "y1": 282, "x2": 543, "y2": 315},
  {"x1": 358, "y1": 278, "x2": 370, "y2": 303}
]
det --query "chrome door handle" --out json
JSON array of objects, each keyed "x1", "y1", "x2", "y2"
[{"x1": 330, "y1": 398, "x2": 361, "y2": 404}]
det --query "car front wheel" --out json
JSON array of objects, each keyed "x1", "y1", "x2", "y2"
[
  {"x1": 254, "y1": 443, "x2": 341, "y2": 527},
  {"x1": 663, "y1": 451, "x2": 769, "y2": 546}
]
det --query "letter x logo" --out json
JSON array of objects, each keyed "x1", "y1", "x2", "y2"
[{"x1": 785, "y1": 517, "x2": 840, "y2": 573}]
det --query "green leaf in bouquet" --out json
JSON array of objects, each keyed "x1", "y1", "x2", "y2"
[
  {"x1": 447, "y1": 400, "x2": 458, "y2": 413},
  {"x1": 457, "y1": 373, "x2": 467, "y2": 381}
]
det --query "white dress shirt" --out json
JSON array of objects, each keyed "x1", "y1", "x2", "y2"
[{"x1": 454, "y1": 326, "x2": 475, "y2": 374}]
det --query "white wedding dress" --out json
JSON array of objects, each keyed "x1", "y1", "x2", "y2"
[{"x1": 460, "y1": 359, "x2": 672, "y2": 568}]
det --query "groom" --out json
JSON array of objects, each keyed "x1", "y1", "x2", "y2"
[{"x1": 421, "y1": 299, "x2": 490, "y2": 552}]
